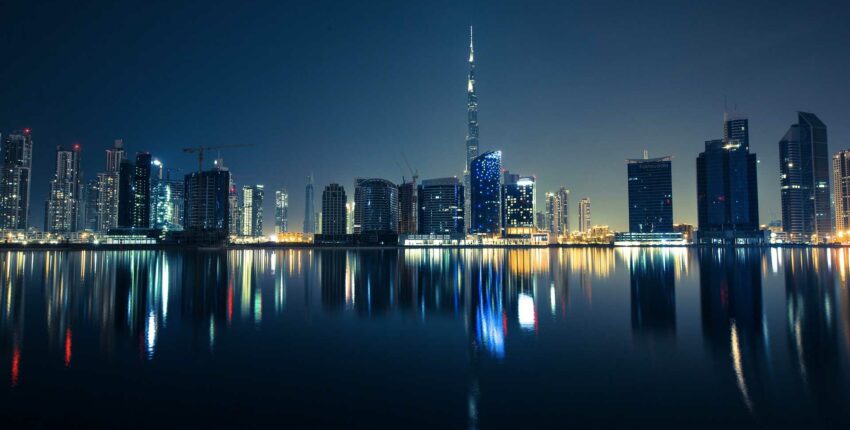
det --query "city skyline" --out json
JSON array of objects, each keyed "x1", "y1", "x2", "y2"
[{"x1": 1, "y1": 1, "x2": 849, "y2": 233}]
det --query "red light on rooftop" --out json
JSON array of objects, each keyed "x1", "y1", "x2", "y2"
[{"x1": 23, "y1": 128, "x2": 31, "y2": 134}]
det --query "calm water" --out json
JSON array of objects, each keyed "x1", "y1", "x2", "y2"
[{"x1": 1, "y1": 248, "x2": 849, "y2": 429}]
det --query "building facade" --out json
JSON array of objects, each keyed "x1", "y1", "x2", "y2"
[
  {"x1": 469, "y1": 150, "x2": 501, "y2": 234},
  {"x1": 834, "y1": 150, "x2": 850, "y2": 235},
  {"x1": 117, "y1": 159, "x2": 134, "y2": 228},
  {"x1": 398, "y1": 178, "x2": 418, "y2": 234},
  {"x1": 557, "y1": 187, "x2": 570, "y2": 234},
  {"x1": 418, "y1": 177, "x2": 464, "y2": 235},
  {"x1": 354, "y1": 178, "x2": 398, "y2": 234},
  {"x1": 275, "y1": 188, "x2": 288, "y2": 233},
  {"x1": 0, "y1": 129, "x2": 33, "y2": 230},
  {"x1": 779, "y1": 112, "x2": 831, "y2": 242},
  {"x1": 96, "y1": 139, "x2": 126, "y2": 232},
  {"x1": 303, "y1": 174, "x2": 316, "y2": 233},
  {"x1": 627, "y1": 156, "x2": 673, "y2": 233},
  {"x1": 696, "y1": 115, "x2": 760, "y2": 244},
  {"x1": 242, "y1": 185, "x2": 264, "y2": 236},
  {"x1": 184, "y1": 168, "x2": 230, "y2": 231},
  {"x1": 132, "y1": 152, "x2": 152, "y2": 228},
  {"x1": 579, "y1": 197, "x2": 591, "y2": 233},
  {"x1": 544, "y1": 192, "x2": 561, "y2": 234},
  {"x1": 463, "y1": 26, "x2": 479, "y2": 235},
  {"x1": 501, "y1": 173, "x2": 535, "y2": 235},
  {"x1": 321, "y1": 183, "x2": 347, "y2": 236},
  {"x1": 45, "y1": 144, "x2": 82, "y2": 233}
]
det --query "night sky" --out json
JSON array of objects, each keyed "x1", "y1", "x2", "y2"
[{"x1": 2, "y1": 0, "x2": 849, "y2": 233}]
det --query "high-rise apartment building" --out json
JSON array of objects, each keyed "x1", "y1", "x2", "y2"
[
  {"x1": 242, "y1": 185, "x2": 264, "y2": 236},
  {"x1": 579, "y1": 197, "x2": 591, "y2": 233},
  {"x1": 0, "y1": 129, "x2": 33, "y2": 230},
  {"x1": 418, "y1": 177, "x2": 464, "y2": 235},
  {"x1": 96, "y1": 139, "x2": 125, "y2": 232},
  {"x1": 469, "y1": 150, "x2": 501, "y2": 234},
  {"x1": 45, "y1": 144, "x2": 82, "y2": 233},
  {"x1": 321, "y1": 183, "x2": 347, "y2": 236},
  {"x1": 353, "y1": 178, "x2": 398, "y2": 234},
  {"x1": 275, "y1": 188, "x2": 288, "y2": 233},
  {"x1": 544, "y1": 192, "x2": 561, "y2": 234},
  {"x1": 184, "y1": 167, "x2": 230, "y2": 232},
  {"x1": 696, "y1": 114, "x2": 760, "y2": 244},
  {"x1": 501, "y1": 172, "x2": 535, "y2": 235},
  {"x1": 779, "y1": 112, "x2": 831, "y2": 242},
  {"x1": 117, "y1": 159, "x2": 135, "y2": 228},
  {"x1": 556, "y1": 187, "x2": 570, "y2": 234},
  {"x1": 627, "y1": 155, "x2": 673, "y2": 233},
  {"x1": 132, "y1": 152, "x2": 152, "y2": 228},
  {"x1": 833, "y1": 150, "x2": 850, "y2": 235}
]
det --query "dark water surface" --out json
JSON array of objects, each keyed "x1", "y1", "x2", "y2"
[{"x1": 1, "y1": 248, "x2": 850, "y2": 429}]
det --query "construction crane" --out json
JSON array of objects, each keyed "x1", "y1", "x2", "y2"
[{"x1": 182, "y1": 144, "x2": 255, "y2": 172}]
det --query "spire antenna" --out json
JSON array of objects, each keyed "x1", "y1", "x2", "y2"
[{"x1": 469, "y1": 25, "x2": 474, "y2": 62}]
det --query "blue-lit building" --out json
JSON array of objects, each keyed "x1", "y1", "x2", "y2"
[
  {"x1": 353, "y1": 178, "x2": 398, "y2": 234},
  {"x1": 501, "y1": 172, "x2": 535, "y2": 236},
  {"x1": 696, "y1": 116, "x2": 761, "y2": 244},
  {"x1": 627, "y1": 155, "x2": 673, "y2": 233},
  {"x1": 779, "y1": 112, "x2": 830, "y2": 242},
  {"x1": 469, "y1": 150, "x2": 501, "y2": 234},
  {"x1": 418, "y1": 177, "x2": 464, "y2": 235}
]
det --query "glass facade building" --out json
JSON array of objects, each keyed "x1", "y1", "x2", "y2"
[
  {"x1": 321, "y1": 183, "x2": 347, "y2": 236},
  {"x1": 242, "y1": 184, "x2": 264, "y2": 237},
  {"x1": 696, "y1": 116, "x2": 760, "y2": 243},
  {"x1": 469, "y1": 151, "x2": 501, "y2": 234},
  {"x1": 834, "y1": 150, "x2": 850, "y2": 235},
  {"x1": 132, "y1": 152, "x2": 152, "y2": 228},
  {"x1": 627, "y1": 156, "x2": 673, "y2": 233},
  {"x1": 275, "y1": 189, "x2": 288, "y2": 233},
  {"x1": 398, "y1": 179, "x2": 418, "y2": 234},
  {"x1": 418, "y1": 177, "x2": 464, "y2": 235},
  {"x1": 354, "y1": 178, "x2": 398, "y2": 234},
  {"x1": 303, "y1": 174, "x2": 316, "y2": 234},
  {"x1": 779, "y1": 112, "x2": 830, "y2": 242}
]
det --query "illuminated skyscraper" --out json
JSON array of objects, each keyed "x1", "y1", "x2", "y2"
[
  {"x1": 117, "y1": 159, "x2": 134, "y2": 228},
  {"x1": 469, "y1": 150, "x2": 501, "y2": 234},
  {"x1": 242, "y1": 184, "x2": 264, "y2": 236},
  {"x1": 132, "y1": 152, "x2": 152, "y2": 228},
  {"x1": 463, "y1": 26, "x2": 479, "y2": 233},
  {"x1": 501, "y1": 172, "x2": 535, "y2": 235},
  {"x1": 0, "y1": 129, "x2": 33, "y2": 230},
  {"x1": 544, "y1": 192, "x2": 560, "y2": 233},
  {"x1": 275, "y1": 188, "x2": 288, "y2": 233},
  {"x1": 627, "y1": 155, "x2": 673, "y2": 233},
  {"x1": 45, "y1": 144, "x2": 82, "y2": 233},
  {"x1": 96, "y1": 139, "x2": 125, "y2": 232},
  {"x1": 354, "y1": 178, "x2": 398, "y2": 234},
  {"x1": 557, "y1": 187, "x2": 570, "y2": 233},
  {"x1": 321, "y1": 183, "x2": 347, "y2": 236},
  {"x1": 579, "y1": 197, "x2": 591, "y2": 233},
  {"x1": 418, "y1": 177, "x2": 464, "y2": 234},
  {"x1": 696, "y1": 114, "x2": 760, "y2": 244},
  {"x1": 833, "y1": 150, "x2": 850, "y2": 234},
  {"x1": 81, "y1": 178, "x2": 100, "y2": 231},
  {"x1": 150, "y1": 159, "x2": 183, "y2": 231},
  {"x1": 304, "y1": 174, "x2": 316, "y2": 233},
  {"x1": 779, "y1": 112, "x2": 831, "y2": 242}
]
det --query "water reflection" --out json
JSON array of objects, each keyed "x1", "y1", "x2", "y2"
[{"x1": 1, "y1": 248, "x2": 850, "y2": 427}]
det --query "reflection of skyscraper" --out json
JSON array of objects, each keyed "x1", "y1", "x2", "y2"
[
  {"x1": 779, "y1": 112, "x2": 831, "y2": 242},
  {"x1": 319, "y1": 250, "x2": 347, "y2": 310},
  {"x1": 784, "y1": 250, "x2": 842, "y2": 410},
  {"x1": 699, "y1": 248, "x2": 767, "y2": 414},
  {"x1": 0, "y1": 129, "x2": 33, "y2": 230},
  {"x1": 629, "y1": 250, "x2": 676, "y2": 340},
  {"x1": 469, "y1": 151, "x2": 501, "y2": 234}
]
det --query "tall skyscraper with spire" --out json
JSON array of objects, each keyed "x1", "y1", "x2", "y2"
[
  {"x1": 304, "y1": 173, "x2": 316, "y2": 233},
  {"x1": 463, "y1": 26, "x2": 479, "y2": 233}
]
